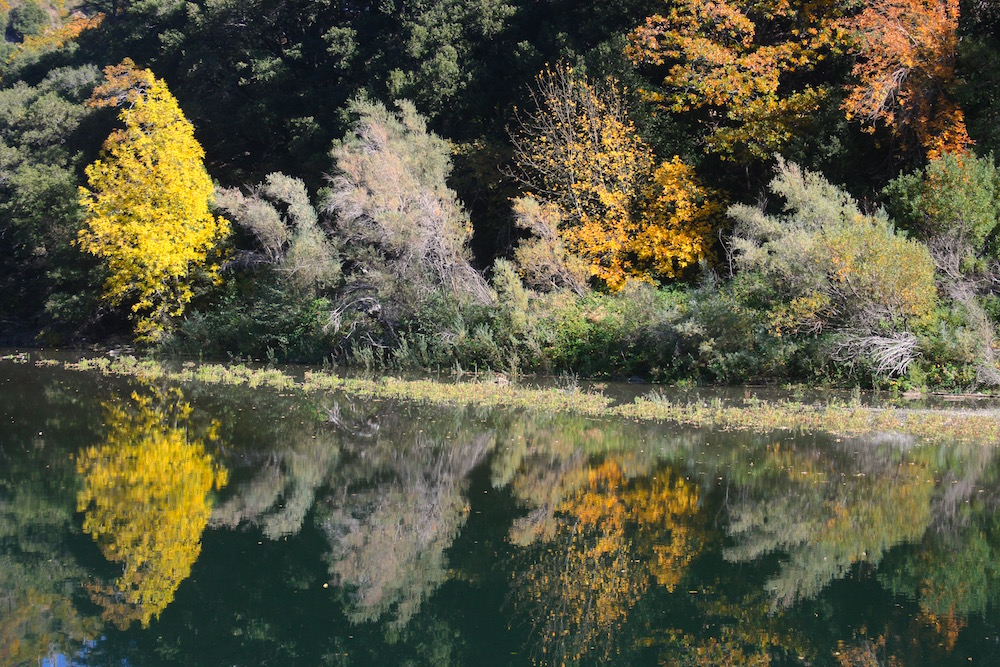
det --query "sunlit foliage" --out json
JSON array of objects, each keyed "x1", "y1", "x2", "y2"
[
  {"x1": 841, "y1": 0, "x2": 970, "y2": 160},
  {"x1": 627, "y1": 0, "x2": 848, "y2": 160},
  {"x1": 77, "y1": 60, "x2": 230, "y2": 342},
  {"x1": 76, "y1": 389, "x2": 228, "y2": 629},
  {"x1": 634, "y1": 157, "x2": 722, "y2": 280},
  {"x1": 729, "y1": 158, "x2": 937, "y2": 376},
  {"x1": 510, "y1": 65, "x2": 654, "y2": 290},
  {"x1": 215, "y1": 172, "x2": 340, "y2": 293},
  {"x1": 510, "y1": 195, "x2": 590, "y2": 295}
]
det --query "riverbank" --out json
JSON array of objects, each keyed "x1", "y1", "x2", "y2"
[{"x1": 6, "y1": 352, "x2": 998, "y2": 446}]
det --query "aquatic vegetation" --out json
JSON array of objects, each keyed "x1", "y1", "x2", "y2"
[{"x1": 44, "y1": 355, "x2": 1000, "y2": 445}]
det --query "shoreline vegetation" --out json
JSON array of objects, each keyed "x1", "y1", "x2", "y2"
[
  {"x1": 8, "y1": 352, "x2": 1000, "y2": 446},
  {"x1": 3, "y1": 1, "x2": 1000, "y2": 396}
]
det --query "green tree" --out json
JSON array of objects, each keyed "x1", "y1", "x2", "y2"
[
  {"x1": 884, "y1": 152, "x2": 1000, "y2": 384},
  {"x1": 8, "y1": 0, "x2": 48, "y2": 39},
  {"x1": 0, "y1": 66, "x2": 103, "y2": 335},
  {"x1": 77, "y1": 59, "x2": 230, "y2": 342}
]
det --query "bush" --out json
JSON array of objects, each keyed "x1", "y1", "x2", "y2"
[{"x1": 729, "y1": 158, "x2": 938, "y2": 377}]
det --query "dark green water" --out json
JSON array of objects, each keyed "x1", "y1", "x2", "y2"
[{"x1": 3, "y1": 357, "x2": 1000, "y2": 666}]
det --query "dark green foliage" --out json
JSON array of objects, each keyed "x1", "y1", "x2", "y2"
[
  {"x1": 169, "y1": 279, "x2": 336, "y2": 363},
  {"x1": 0, "y1": 65, "x2": 106, "y2": 339},
  {"x1": 9, "y1": 0, "x2": 49, "y2": 39}
]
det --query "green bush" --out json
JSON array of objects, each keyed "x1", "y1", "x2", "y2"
[{"x1": 9, "y1": 0, "x2": 48, "y2": 39}]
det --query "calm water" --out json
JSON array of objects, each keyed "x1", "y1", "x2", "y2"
[{"x1": 3, "y1": 357, "x2": 1000, "y2": 666}]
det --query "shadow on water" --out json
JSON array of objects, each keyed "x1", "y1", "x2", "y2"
[{"x1": 3, "y1": 355, "x2": 1000, "y2": 665}]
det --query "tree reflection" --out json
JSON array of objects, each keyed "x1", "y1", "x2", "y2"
[
  {"x1": 724, "y1": 436, "x2": 937, "y2": 607},
  {"x1": 1, "y1": 487, "x2": 101, "y2": 667},
  {"x1": 511, "y1": 453, "x2": 705, "y2": 665},
  {"x1": 76, "y1": 388, "x2": 228, "y2": 629},
  {"x1": 319, "y1": 405, "x2": 495, "y2": 629}
]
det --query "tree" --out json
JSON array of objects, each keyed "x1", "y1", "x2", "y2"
[
  {"x1": 215, "y1": 172, "x2": 340, "y2": 293},
  {"x1": 633, "y1": 156, "x2": 722, "y2": 279},
  {"x1": 0, "y1": 66, "x2": 103, "y2": 333},
  {"x1": 884, "y1": 153, "x2": 1000, "y2": 384},
  {"x1": 627, "y1": 0, "x2": 849, "y2": 161},
  {"x1": 841, "y1": 0, "x2": 970, "y2": 160},
  {"x1": 77, "y1": 59, "x2": 230, "y2": 342},
  {"x1": 8, "y1": 0, "x2": 48, "y2": 39},
  {"x1": 76, "y1": 389, "x2": 228, "y2": 629},
  {"x1": 510, "y1": 65, "x2": 653, "y2": 290},
  {"x1": 511, "y1": 65, "x2": 719, "y2": 289}
]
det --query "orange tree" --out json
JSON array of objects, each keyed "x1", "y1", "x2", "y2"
[
  {"x1": 840, "y1": 0, "x2": 970, "y2": 160},
  {"x1": 626, "y1": 0, "x2": 851, "y2": 162}
]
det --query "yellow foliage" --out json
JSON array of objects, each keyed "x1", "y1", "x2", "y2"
[
  {"x1": 633, "y1": 156, "x2": 721, "y2": 279},
  {"x1": 78, "y1": 60, "x2": 230, "y2": 342},
  {"x1": 76, "y1": 389, "x2": 228, "y2": 629},
  {"x1": 627, "y1": 0, "x2": 846, "y2": 159},
  {"x1": 515, "y1": 457, "x2": 705, "y2": 664},
  {"x1": 511, "y1": 65, "x2": 654, "y2": 290}
]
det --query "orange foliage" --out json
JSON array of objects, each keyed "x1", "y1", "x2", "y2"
[
  {"x1": 841, "y1": 0, "x2": 970, "y2": 160},
  {"x1": 627, "y1": 0, "x2": 847, "y2": 159},
  {"x1": 9, "y1": 13, "x2": 104, "y2": 63}
]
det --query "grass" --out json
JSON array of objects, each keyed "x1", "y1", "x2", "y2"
[{"x1": 32, "y1": 354, "x2": 1000, "y2": 445}]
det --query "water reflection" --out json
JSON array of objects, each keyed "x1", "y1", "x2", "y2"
[
  {"x1": 76, "y1": 388, "x2": 228, "y2": 629},
  {"x1": 4, "y1": 358, "x2": 1000, "y2": 665}
]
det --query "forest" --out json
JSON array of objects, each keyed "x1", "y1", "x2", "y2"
[{"x1": 2, "y1": 0, "x2": 1000, "y2": 390}]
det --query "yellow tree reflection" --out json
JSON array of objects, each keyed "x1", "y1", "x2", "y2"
[
  {"x1": 76, "y1": 389, "x2": 228, "y2": 629},
  {"x1": 515, "y1": 456, "x2": 704, "y2": 665}
]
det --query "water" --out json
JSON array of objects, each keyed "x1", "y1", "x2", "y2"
[{"x1": 3, "y1": 356, "x2": 1000, "y2": 666}]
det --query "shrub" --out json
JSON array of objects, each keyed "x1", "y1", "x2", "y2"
[{"x1": 729, "y1": 158, "x2": 938, "y2": 377}]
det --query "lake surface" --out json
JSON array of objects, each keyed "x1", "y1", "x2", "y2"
[{"x1": 3, "y1": 355, "x2": 1000, "y2": 666}]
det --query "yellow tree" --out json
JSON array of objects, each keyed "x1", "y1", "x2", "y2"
[
  {"x1": 511, "y1": 65, "x2": 653, "y2": 290},
  {"x1": 840, "y1": 0, "x2": 970, "y2": 160},
  {"x1": 78, "y1": 59, "x2": 230, "y2": 342},
  {"x1": 76, "y1": 389, "x2": 228, "y2": 629},
  {"x1": 510, "y1": 65, "x2": 718, "y2": 289},
  {"x1": 634, "y1": 157, "x2": 722, "y2": 280},
  {"x1": 627, "y1": 0, "x2": 848, "y2": 160}
]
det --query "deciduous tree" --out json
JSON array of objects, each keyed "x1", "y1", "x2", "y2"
[
  {"x1": 77, "y1": 60, "x2": 230, "y2": 342},
  {"x1": 510, "y1": 64, "x2": 653, "y2": 290},
  {"x1": 841, "y1": 0, "x2": 971, "y2": 160},
  {"x1": 511, "y1": 66, "x2": 719, "y2": 289},
  {"x1": 627, "y1": 0, "x2": 849, "y2": 160}
]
